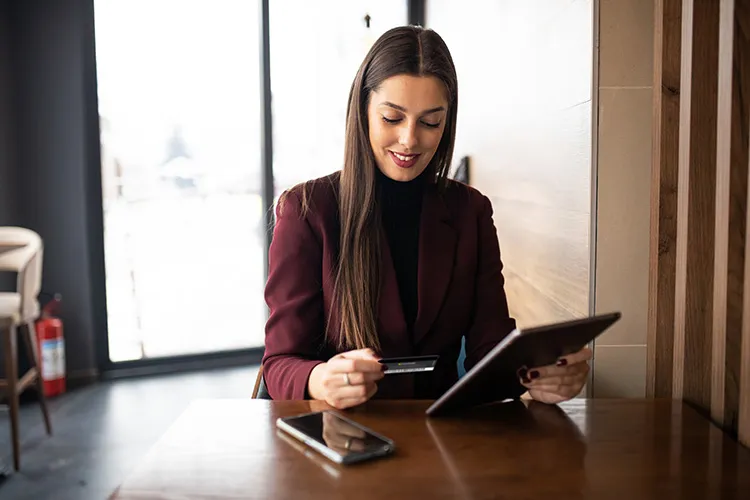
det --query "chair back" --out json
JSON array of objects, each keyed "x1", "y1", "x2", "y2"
[
  {"x1": 252, "y1": 364, "x2": 272, "y2": 400},
  {"x1": 0, "y1": 227, "x2": 43, "y2": 321}
]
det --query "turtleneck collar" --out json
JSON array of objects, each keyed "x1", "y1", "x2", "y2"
[{"x1": 376, "y1": 167, "x2": 430, "y2": 209}]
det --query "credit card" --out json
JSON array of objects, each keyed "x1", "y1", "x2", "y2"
[{"x1": 378, "y1": 355, "x2": 439, "y2": 374}]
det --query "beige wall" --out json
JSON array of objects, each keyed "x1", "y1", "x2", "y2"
[
  {"x1": 428, "y1": 0, "x2": 594, "y2": 329},
  {"x1": 429, "y1": 0, "x2": 654, "y2": 398},
  {"x1": 592, "y1": 0, "x2": 654, "y2": 398}
]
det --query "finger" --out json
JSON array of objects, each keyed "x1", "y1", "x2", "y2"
[
  {"x1": 323, "y1": 422, "x2": 366, "y2": 442},
  {"x1": 331, "y1": 382, "x2": 378, "y2": 409},
  {"x1": 334, "y1": 381, "x2": 378, "y2": 401},
  {"x1": 338, "y1": 348, "x2": 381, "y2": 361},
  {"x1": 526, "y1": 362, "x2": 589, "y2": 381},
  {"x1": 525, "y1": 371, "x2": 588, "y2": 394},
  {"x1": 529, "y1": 373, "x2": 587, "y2": 392},
  {"x1": 525, "y1": 374, "x2": 581, "y2": 389},
  {"x1": 555, "y1": 346, "x2": 593, "y2": 367},
  {"x1": 348, "y1": 439, "x2": 366, "y2": 453},
  {"x1": 322, "y1": 433, "x2": 339, "y2": 449},
  {"x1": 331, "y1": 396, "x2": 368, "y2": 410},
  {"x1": 528, "y1": 389, "x2": 570, "y2": 405},
  {"x1": 322, "y1": 412, "x2": 336, "y2": 426},
  {"x1": 329, "y1": 439, "x2": 366, "y2": 455},
  {"x1": 328, "y1": 357, "x2": 384, "y2": 374},
  {"x1": 333, "y1": 370, "x2": 384, "y2": 387},
  {"x1": 325, "y1": 367, "x2": 383, "y2": 389},
  {"x1": 332, "y1": 419, "x2": 368, "y2": 439},
  {"x1": 334, "y1": 384, "x2": 370, "y2": 400},
  {"x1": 325, "y1": 371, "x2": 350, "y2": 389},
  {"x1": 336, "y1": 425, "x2": 367, "y2": 440},
  {"x1": 529, "y1": 385, "x2": 581, "y2": 399},
  {"x1": 339, "y1": 370, "x2": 384, "y2": 386},
  {"x1": 327, "y1": 439, "x2": 361, "y2": 454},
  {"x1": 325, "y1": 437, "x2": 351, "y2": 455},
  {"x1": 519, "y1": 362, "x2": 587, "y2": 382}
]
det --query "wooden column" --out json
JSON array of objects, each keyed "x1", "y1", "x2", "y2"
[
  {"x1": 712, "y1": 0, "x2": 750, "y2": 431},
  {"x1": 648, "y1": 0, "x2": 682, "y2": 398},
  {"x1": 673, "y1": 0, "x2": 720, "y2": 407},
  {"x1": 739, "y1": 0, "x2": 750, "y2": 449},
  {"x1": 649, "y1": 0, "x2": 750, "y2": 441},
  {"x1": 741, "y1": 119, "x2": 750, "y2": 447}
]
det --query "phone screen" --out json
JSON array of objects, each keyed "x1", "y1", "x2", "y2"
[{"x1": 278, "y1": 411, "x2": 393, "y2": 463}]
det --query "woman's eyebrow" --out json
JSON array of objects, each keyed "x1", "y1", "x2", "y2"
[{"x1": 380, "y1": 101, "x2": 446, "y2": 115}]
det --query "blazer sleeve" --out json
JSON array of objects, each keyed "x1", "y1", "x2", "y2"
[
  {"x1": 463, "y1": 194, "x2": 526, "y2": 401},
  {"x1": 262, "y1": 190, "x2": 326, "y2": 400}
]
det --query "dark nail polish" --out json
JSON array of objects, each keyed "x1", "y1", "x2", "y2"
[
  {"x1": 529, "y1": 370, "x2": 540, "y2": 380},
  {"x1": 556, "y1": 358, "x2": 568, "y2": 367},
  {"x1": 517, "y1": 367, "x2": 528, "y2": 379}
]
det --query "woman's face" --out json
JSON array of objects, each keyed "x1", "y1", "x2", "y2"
[{"x1": 367, "y1": 74, "x2": 448, "y2": 182}]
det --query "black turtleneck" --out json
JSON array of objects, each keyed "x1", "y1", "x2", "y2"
[{"x1": 377, "y1": 168, "x2": 428, "y2": 335}]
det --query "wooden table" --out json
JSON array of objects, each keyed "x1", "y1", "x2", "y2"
[{"x1": 112, "y1": 399, "x2": 750, "y2": 499}]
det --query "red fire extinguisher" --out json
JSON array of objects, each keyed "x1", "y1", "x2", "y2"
[{"x1": 35, "y1": 294, "x2": 66, "y2": 397}]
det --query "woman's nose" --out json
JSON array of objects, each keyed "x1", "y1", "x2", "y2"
[{"x1": 398, "y1": 123, "x2": 418, "y2": 150}]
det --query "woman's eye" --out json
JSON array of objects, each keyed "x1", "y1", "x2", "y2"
[{"x1": 381, "y1": 116, "x2": 440, "y2": 128}]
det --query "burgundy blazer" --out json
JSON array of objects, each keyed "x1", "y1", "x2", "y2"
[{"x1": 262, "y1": 173, "x2": 525, "y2": 401}]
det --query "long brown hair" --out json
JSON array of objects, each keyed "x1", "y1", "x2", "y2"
[
  {"x1": 280, "y1": 26, "x2": 459, "y2": 351},
  {"x1": 334, "y1": 26, "x2": 458, "y2": 351}
]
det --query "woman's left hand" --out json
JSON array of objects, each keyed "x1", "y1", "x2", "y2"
[{"x1": 518, "y1": 347, "x2": 592, "y2": 404}]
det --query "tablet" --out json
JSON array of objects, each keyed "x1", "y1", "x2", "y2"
[{"x1": 426, "y1": 312, "x2": 621, "y2": 416}]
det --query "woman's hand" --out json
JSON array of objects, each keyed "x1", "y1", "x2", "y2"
[
  {"x1": 308, "y1": 348, "x2": 384, "y2": 409},
  {"x1": 518, "y1": 347, "x2": 592, "y2": 404},
  {"x1": 321, "y1": 412, "x2": 367, "y2": 454}
]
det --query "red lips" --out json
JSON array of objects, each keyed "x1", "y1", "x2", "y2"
[{"x1": 388, "y1": 151, "x2": 421, "y2": 169}]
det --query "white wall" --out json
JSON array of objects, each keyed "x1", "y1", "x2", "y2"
[{"x1": 428, "y1": 1, "x2": 595, "y2": 328}]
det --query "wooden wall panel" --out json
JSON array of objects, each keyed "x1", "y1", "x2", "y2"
[
  {"x1": 730, "y1": 0, "x2": 750, "y2": 445},
  {"x1": 648, "y1": 0, "x2": 682, "y2": 398},
  {"x1": 740, "y1": 0, "x2": 750, "y2": 449},
  {"x1": 711, "y1": 0, "x2": 732, "y2": 424},
  {"x1": 673, "y1": 0, "x2": 720, "y2": 409},
  {"x1": 741, "y1": 121, "x2": 750, "y2": 446},
  {"x1": 713, "y1": 0, "x2": 750, "y2": 432},
  {"x1": 650, "y1": 0, "x2": 750, "y2": 442}
]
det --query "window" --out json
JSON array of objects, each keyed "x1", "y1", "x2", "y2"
[
  {"x1": 270, "y1": 1, "x2": 408, "y2": 195},
  {"x1": 95, "y1": 1, "x2": 265, "y2": 361}
]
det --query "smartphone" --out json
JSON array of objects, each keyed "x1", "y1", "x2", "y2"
[
  {"x1": 275, "y1": 430, "x2": 342, "y2": 479},
  {"x1": 276, "y1": 411, "x2": 395, "y2": 465}
]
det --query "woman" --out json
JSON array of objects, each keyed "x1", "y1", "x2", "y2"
[{"x1": 262, "y1": 26, "x2": 591, "y2": 409}]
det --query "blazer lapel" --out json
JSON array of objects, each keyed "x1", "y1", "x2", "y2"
[{"x1": 414, "y1": 185, "x2": 457, "y2": 344}]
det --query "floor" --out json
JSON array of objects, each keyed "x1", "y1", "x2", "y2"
[{"x1": 0, "y1": 365, "x2": 259, "y2": 500}]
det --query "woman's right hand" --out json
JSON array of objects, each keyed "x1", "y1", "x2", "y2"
[{"x1": 307, "y1": 348, "x2": 384, "y2": 409}]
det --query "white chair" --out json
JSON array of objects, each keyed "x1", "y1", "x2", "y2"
[{"x1": 0, "y1": 226, "x2": 52, "y2": 471}]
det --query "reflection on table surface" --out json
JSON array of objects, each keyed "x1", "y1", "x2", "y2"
[{"x1": 112, "y1": 399, "x2": 750, "y2": 500}]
